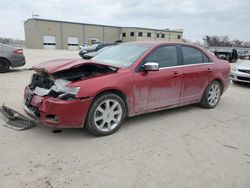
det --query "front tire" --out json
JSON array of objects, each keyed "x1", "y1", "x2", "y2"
[
  {"x1": 0, "y1": 58, "x2": 10, "y2": 73},
  {"x1": 85, "y1": 93, "x2": 126, "y2": 136},
  {"x1": 200, "y1": 80, "x2": 222, "y2": 108}
]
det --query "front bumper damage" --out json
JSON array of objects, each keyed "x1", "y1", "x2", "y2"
[
  {"x1": 23, "y1": 63, "x2": 117, "y2": 128},
  {"x1": 24, "y1": 86, "x2": 93, "y2": 128}
]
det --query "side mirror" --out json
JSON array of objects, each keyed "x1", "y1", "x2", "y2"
[{"x1": 143, "y1": 62, "x2": 159, "y2": 71}]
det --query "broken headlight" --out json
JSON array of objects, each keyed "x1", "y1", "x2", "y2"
[
  {"x1": 50, "y1": 79, "x2": 80, "y2": 99},
  {"x1": 32, "y1": 79, "x2": 80, "y2": 100}
]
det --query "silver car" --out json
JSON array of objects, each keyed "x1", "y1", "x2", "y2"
[
  {"x1": 0, "y1": 43, "x2": 26, "y2": 73},
  {"x1": 83, "y1": 46, "x2": 114, "y2": 59},
  {"x1": 231, "y1": 59, "x2": 250, "y2": 84}
]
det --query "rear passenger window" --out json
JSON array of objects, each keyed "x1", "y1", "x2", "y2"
[
  {"x1": 202, "y1": 53, "x2": 210, "y2": 63},
  {"x1": 182, "y1": 46, "x2": 203, "y2": 65},
  {"x1": 145, "y1": 46, "x2": 178, "y2": 68}
]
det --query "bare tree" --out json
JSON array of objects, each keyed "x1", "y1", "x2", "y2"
[{"x1": 203, "y1": 35, "x2": 250, "y2": 48}]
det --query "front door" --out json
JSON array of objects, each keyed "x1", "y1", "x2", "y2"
[{"x1": 133, "y1": 45, "x2": 183, "y2": 114}]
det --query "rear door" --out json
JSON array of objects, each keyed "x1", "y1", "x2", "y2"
[
  {"x1": 133, "y1": 45, "x2": 183, "y2": 113},
  {"x1": 179, "y1": 45, "x2": 213, "y2": 104}
]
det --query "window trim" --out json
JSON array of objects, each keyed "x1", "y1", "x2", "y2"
[
  {"x1": 122, "y1": 32, "x2": 126, "y2": 37},
  {"x1": 136, "y1": 44, "x2": 181, "y2": 72},
  {"x1": 130, "y1": 32, "x2": 134, "y2": 37},
  {"x1": 158, "y1": 62, "x2": 214, "y2": 70}
]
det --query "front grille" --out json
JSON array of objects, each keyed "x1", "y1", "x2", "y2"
[
  {"x1": 238, "y1": 69, "x2": 250, "y2": 74},
  {"x1": 237, "y1": 76, "x2": 250, "y2": 81},
  {"x1": 30, "y1": 73, "x2": 54, "y2": 90}
]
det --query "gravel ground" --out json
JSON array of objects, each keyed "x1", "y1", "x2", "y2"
[{"x1": 0, "y1": 49, "x2": 249, "y2": 188}]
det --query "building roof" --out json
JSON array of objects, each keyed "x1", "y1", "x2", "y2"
[{"x1": 24, "y1": 18, "x2": 183, "y2": 33}]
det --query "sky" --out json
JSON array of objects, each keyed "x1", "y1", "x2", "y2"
[{"x1": 0, "y1": 0, "x2": 250, "y2": 42}]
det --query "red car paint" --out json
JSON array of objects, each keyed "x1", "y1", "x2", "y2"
[{"x1": 24, "y1": 42, "x2": 230, "y2": 128}]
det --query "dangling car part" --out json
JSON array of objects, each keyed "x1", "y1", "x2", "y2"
[
  {"x1": 0, "y1": 105, "x2": 35, "y2": 130},
  {"x1": 23, "y1": 60, "x2": 119, "y2": 130}
]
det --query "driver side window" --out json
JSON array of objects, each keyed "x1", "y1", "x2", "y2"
[{"x1": 145, "y1": 45, "x2": 178, "y2": 68}]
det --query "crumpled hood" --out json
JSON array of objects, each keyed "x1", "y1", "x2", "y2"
[
  {"x1": 237, "y1": 60, "x2": 250, "y2": 70},
  {"x1": 33, "y1": 58, "x2": 119, "y2": 74}
]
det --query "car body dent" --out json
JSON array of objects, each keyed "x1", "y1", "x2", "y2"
[{"x1": 33, "y1": 58, "x2": 120, "y2": 74}]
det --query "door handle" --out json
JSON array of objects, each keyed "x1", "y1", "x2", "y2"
[
  {"x1": 172, "y1": 71, "x2": 180, "y2": 77},
  {"x1": 207, "y1": 68, "x2": 212, "y2": 72}
]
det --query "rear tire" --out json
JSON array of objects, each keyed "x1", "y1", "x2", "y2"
[
  {"x1": 0, "y1": 58, "x2": 10, "y2": 73},
  {"x1": 200, "y1": 80, "x2": 222, "y2": 108},
  {"x1": 85, "y1": 92, "x2": 126, "y2": 136}
]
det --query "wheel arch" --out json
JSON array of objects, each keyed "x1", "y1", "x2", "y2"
[
  {"x1": 93, "y1": 89, "x2": 130, "y2": 117},
  {"x1": 213, "y1": 78, "x2": 224, "y2": 94},
  {"x1": 0, "y1": 57, "x2": 11, "y2": 66},
  {"x1": 201, "y1": 78, "x2": 224, "y2": 101}
]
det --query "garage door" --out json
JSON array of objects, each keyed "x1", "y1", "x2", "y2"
[
  {"x1": 43, "y1": 35, "x2": 56, "y2": 49},
  {"x1": 68, "y1": 37, "x2": 79, "y2": 50}
]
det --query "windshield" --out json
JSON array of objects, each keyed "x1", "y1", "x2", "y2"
[
  {"x1": 98, "y1": 46, "x2": 111, "y2": 52},
  {"x1": 92, "y1": 43, "x2": 153, "y2": 67},
  {"x1": 90, "y1": 44, "x2": 99, "y2": 49}
]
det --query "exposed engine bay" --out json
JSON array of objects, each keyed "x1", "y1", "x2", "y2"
[{"x1": 28, "y1": 64, "x2": 117, "y2": 100}]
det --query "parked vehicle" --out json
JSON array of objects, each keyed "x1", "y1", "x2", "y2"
[
  {"x1": 231, "y1": 59, "x2": 250, "y2": 84},
  {"x1": 213, "y1": 49, "x2": 238, "y2": 63},
  {"x1": 24, "y1": 42, "x2": 230, "y2": 136},
  {"x1": 239, "y1": 54, "x2": 250, "y2": 60},
  {"x1": 83, "y1": 46, "x2": 114, "y2": 59},
  {"x1": 79, "y1": 44, "x2": 87, "y2": 50},
  {"x1": 79, "y1": 43, "x2": 114, "y2": 58},
  {"x1": 79, "y1": 40, "x2": 101, "y2": 50},
  {"x1": 0, "y1": 43, "x2": 25, "y2": 73}
]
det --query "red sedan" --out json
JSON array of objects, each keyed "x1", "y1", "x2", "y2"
[{"x1": 24, "y1": 42, "x2": 230, "y2": 136}]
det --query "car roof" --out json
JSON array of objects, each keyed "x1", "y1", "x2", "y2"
[{"x1": 125, "y1": 41, "x2": 201, "y2": 48}]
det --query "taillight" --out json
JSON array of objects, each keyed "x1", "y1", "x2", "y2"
[{"x1": 13, "y1": 49, "x2": 23, "y2": 54}]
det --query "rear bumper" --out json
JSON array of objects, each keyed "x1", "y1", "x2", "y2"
[
  {"x1": 24, "y1": 86, "x2": 93, "y2": 128},
  {"x1": 10, "y1": 55, "x2": 26, "y2": 68},
  {"x1": 230, "y1": 71, "x2": 250, "y2": 83}
]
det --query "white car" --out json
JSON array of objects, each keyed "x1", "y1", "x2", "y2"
[
  {"x1": 79, "y1": 44, "x2": 87, "y2": 50},
  {"x1": 231, "y1": 59, "x2": 250, "y2": 84}
]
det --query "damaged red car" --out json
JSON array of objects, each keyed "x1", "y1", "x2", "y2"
[{"x1": 24, "y1": 42, "x2": 230, "y2": 136}]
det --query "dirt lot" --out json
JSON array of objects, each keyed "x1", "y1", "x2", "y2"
[{"x1": 0, "y1": 49, "x2": 250, "y2": 188}]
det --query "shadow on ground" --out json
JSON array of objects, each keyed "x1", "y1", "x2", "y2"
[{"x1": 25, "y1": 104, "x2": 200, "y2": 139}]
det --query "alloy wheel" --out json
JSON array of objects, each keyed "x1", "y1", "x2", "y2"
[
  {"x1": 94, "y1": 99, "x2": 123, "y2": 132},
  {"x1": 208, "y1": 83, "x2": 220, "y2": 106}
]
